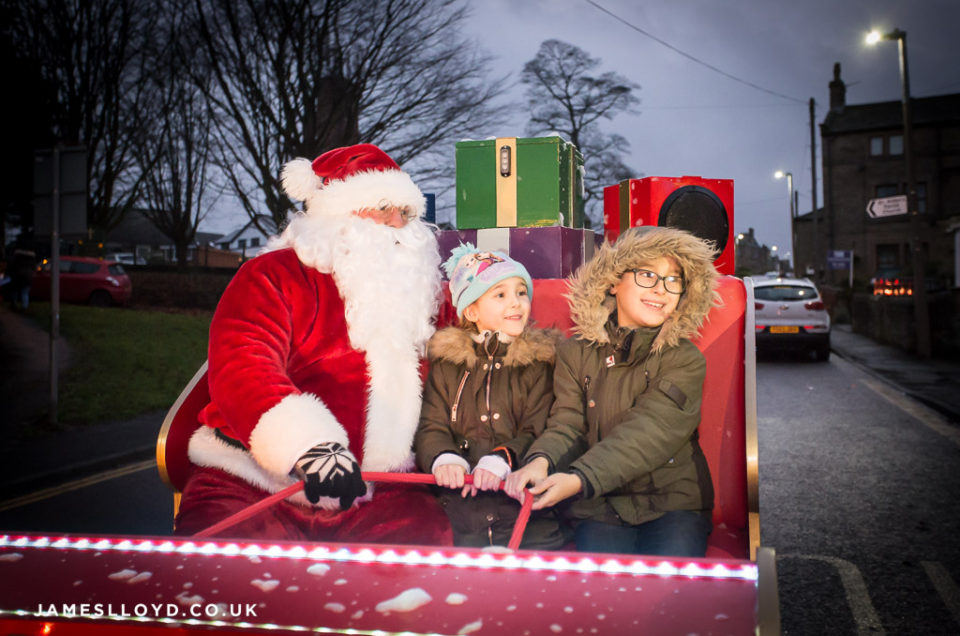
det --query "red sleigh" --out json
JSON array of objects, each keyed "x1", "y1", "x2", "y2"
[{"x1": 0, "y1": 276, "x2": 779, "y2": 635}]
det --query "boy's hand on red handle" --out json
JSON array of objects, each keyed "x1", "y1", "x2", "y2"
[{"x1": 504, "y1": 456, "x2": 549, "y2": 502}]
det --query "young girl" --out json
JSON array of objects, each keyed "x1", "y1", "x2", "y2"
[
  {"x1": 415, "y1": 244, "x2": 568, "y2": 549},
  {"x1": 505, "y1": 226, "x2": 719, "y2": 557}
]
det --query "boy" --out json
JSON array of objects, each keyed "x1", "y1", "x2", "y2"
[{"x1": 506, "y1": 226, "x2": 719, "y2": 556}]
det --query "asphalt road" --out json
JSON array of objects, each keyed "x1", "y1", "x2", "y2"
[
  {"x1": 758, "y1": 351, "x2": 960, "y2": 635},
  {"x1": 1, "y1": 351, "x2": 959, "y2": 634}
]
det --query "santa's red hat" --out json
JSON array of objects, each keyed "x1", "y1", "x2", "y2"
[{"x1": 281, "y1": 143, "x2": 426, "y2": 218}]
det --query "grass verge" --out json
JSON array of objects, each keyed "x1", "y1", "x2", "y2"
[{"x1": 24, "y1": 303, "x2": 210, "y2": 425}]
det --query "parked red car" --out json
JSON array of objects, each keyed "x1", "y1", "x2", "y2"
[{"x1": 31, "y1": 256, "x2": 133, "y2": 307}]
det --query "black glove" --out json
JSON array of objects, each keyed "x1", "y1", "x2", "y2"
[{"x1": 294, "y1": 442, "x2": 367, "y2": 510}]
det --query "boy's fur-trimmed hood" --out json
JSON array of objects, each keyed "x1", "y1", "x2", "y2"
[
  {"x1": 567, "y1": 226, "x2": 720, "y2": 352},
  {"x1": 427, "y1": 326, "x2": 560, "y2": 369}
]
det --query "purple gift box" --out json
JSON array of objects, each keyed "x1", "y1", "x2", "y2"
[
  {"x1": 434, "y1": 229, "x2": 477, "y2": 266},
  {"x1": 435, "y1": 227, "x2": 597, "y2": 279}
]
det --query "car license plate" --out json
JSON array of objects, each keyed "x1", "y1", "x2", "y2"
[{"x1": 770, "y1": 325, "x2": 799, "y2": 334}]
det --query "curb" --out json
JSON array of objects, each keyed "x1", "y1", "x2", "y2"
[
  {"x1": 0, "y1": 445, "x2": 157, "y2": 502},
  {"x1": 829, "y1": 344, "x2": 960, "y2": 424}
]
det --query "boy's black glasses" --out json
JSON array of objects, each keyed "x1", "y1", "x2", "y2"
[{"x1": 631, "y1": 269, "x2": 685, "y2": 294}]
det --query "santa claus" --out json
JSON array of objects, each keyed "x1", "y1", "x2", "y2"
[{"x1": 174, "y1": 144, "x2": 453, "y2": 544}]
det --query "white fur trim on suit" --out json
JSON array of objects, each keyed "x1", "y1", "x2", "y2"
[
  {"x1": 247, "y1": 393, "x2": 350, "y2": 479},
  {"x1": 361, "y1": 344, "x2": 421, "y2": 472},
  {"x1": 188, "y1": 427, "x2": 370, "y2": 511},
  {"x1": 282, "y1": 163, "x2": 426, "y2": 220}
]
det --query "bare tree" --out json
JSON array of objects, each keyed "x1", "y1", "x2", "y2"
[
  {"x1": 521, "y1": 39, "x2": 640, "y2": 228},
  {"x1": 189, "y1": 0, "x2": 508, "y2": 230},
  {"x1": 137, "y1": 3, "x2": 219, "y2": 269},
  {"x1": 3, "y1": 0, "x2": 157, "y2": 233}
]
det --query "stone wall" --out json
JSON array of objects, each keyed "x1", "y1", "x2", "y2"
[{"x1": 850, "y1": 289, "x2": 960, "y2": 359}]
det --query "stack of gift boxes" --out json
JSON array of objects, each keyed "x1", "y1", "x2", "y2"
[
  {"x1": 435, "y1": 136, "x2": 735, "y2": 281},
  {"x1": 435, "y1": 135, "x2": 599, "y2": 279}
]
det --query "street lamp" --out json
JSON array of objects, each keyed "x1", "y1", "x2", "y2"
[
  {"x1": 775, "y1": 171, "x2": 796, "y2": 276},
  {"x1": 866, "y1": 27, "x2": 930, "y2": 358}
]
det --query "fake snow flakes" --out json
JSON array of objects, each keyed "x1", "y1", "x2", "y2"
[
  {"x1": 323, "y1": 603, "x2": 346, "y2": 613},
  {"x1": 107, "y1": 569, "x2": 138, "y2": 581},
  {"x1": 127, "y1": 571, "x2": 152, "y2": 584},
  {"x1": 458, "y1": 618, "x2": 483, "y2": 634},
  {"x1": 176, "y1": 591, "x2": 205, "y2": 605},
  {"x1": 0, "y1": 553, "x2": 24, "y2": 562},
  {"x1": 250, "y1": 579, "x2": 280, "y2": 593},
  {"x1": 307, "y1": 563, "x2": 330, "y2": 576},
  {"x1": 375, "y1": 588, "x2": 432, "y2": 613},
  {"x1": 445, "y1": 593, "x2": 468, "y2": 605}
]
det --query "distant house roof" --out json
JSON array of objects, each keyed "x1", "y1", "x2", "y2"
[
  {"x1": 822, "y1": 93, "x2": 960, "y2": 136},
  {"x1": 105, "y1": 209, "x2": 174, "y2": 245},
  {"x1": 106, "y1": 209, "x2": 230, "y2": 247},
  {"x1": 217, "y1": 215, "x2": 278, "y2": 245},
  {"x1": 194, "y1": 231, "x2": 222, "y2": 245}
]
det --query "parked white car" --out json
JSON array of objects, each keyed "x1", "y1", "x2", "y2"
[
  {"x1": 107, "y1": 252, "x2": 137, "y2": 266},
  {"x1": 751, "y1": 276, "x2": 831, "y2": 361}
]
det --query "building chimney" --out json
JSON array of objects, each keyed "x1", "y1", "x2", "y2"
[{"x1": 829, "y1": 62, "x2": 846, "y2": 112}]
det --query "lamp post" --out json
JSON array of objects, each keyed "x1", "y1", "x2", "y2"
[
  {"x1": 775, "y1": 170, "x2": 797, "y2": 276},
  {"x1": 867, "y1": 28, "x2": 930, "y2": 358}
]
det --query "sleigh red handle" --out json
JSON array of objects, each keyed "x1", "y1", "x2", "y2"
[{"x1": 194, "y1": 471, "x2": 536, "y2": 550}]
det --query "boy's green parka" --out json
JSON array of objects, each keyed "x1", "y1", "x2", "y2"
[{"x1": 527, "y1": 226, "x2": 720, "y2": 527}]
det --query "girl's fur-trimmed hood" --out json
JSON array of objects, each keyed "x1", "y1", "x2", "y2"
[
  {"x1": 567, "y1": 226, "x2": 720, "y2": 352},
  {"x1": 427, "y1": 326, "x2": 560, "y2": 369}
]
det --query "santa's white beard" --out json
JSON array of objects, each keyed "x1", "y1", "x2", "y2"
[
  {"x1": 265, "y1": 213, "x2": 442, "y2": 354},
  {"x1": 263, "y1": 213, "x2": 442, "y2": 472}
]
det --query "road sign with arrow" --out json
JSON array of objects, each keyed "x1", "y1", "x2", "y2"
[{"x1": 866, "y1": 195, "x2": 908, "y2": 218}]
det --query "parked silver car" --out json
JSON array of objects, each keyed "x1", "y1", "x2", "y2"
[{"x1": 752, "y1": 276, "x2": 831, "y2": 361}]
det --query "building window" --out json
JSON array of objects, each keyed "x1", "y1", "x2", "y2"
[
  {"x1": 220, "y1": 242, "x2": 230, "y2": 250},
  {"x1": 250, "y1": 237, "x2": 260, "y2": 247},
  {"x1": 238, "y1": 239, "x2": 247, "y2": 249},
  {"x1": 876, "y1": 184, "x2": 898, "y2": 198},
  {"x1": 870, "y1": 136, "x2": 884, "y2": 156},
  {"x1": 916, "y1": 182, "x2": 927, "y2": 213},
  {"x1": 889, "y1": 135, "x2": 903, "y2": 155},
  {"x1": 876, "y1": 244, "x2": 900, "y2": 270}
]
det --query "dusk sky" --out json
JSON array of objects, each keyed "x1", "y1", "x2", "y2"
[
  {"x1": 453, "y1": 0, "x2": 960, "y2": 263},
  {"x1": 200, "y1": 0, "x2": 960, "y2": 265}
]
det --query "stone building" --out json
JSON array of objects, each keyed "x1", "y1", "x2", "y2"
[
  {"x1": 734, "y1": 228, "x2": 787, "y2": 276},
  {"x1": 796, "y1": 63, "x2": 960, "y2": 291}
]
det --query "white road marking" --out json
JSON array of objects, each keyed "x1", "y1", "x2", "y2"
[
  {"x1": 921, "y1": 561, "x2": 960, "y2": 628},
  {"x1": 780, "y1": 553, "x2": 885, "y2": 635},
  {"x1": 860, "y1": 378, "x2": 960, "y2": 449},
  {"x1": 0, "y1": 459, "x2": 156, "y2": 512}
]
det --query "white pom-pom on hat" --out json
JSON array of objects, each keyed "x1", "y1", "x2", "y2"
[{"x1": 281, "y1": 158, "x2": 322, "y2": 203}]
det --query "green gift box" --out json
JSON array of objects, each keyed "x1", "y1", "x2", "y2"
[{"x1": 455, "y1": 136, "x2": 584, "y2": 229}]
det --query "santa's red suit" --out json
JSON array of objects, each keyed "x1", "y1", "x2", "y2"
[{"x1": 174, "y1": 145, "x2": 452, "y2": 545}]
